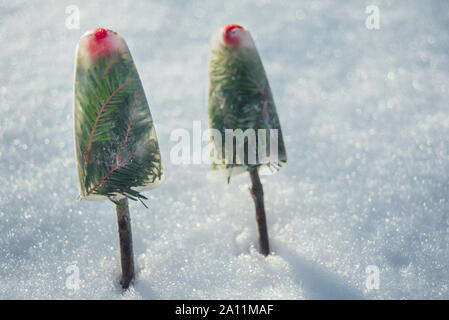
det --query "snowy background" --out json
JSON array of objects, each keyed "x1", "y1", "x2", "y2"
[{"x1": 1, "y1": 0, "x2": 449, "y2": 299}]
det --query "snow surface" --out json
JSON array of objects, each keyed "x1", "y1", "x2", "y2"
[{"x1": 1, "y1": 0, "x2": 449, "y2": 299}]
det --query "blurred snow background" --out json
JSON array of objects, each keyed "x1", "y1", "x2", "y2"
[{"x1": 1, "y1": 0, "x2": 449, "y2": 299}]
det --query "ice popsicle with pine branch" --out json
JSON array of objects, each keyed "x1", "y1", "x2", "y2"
[
  {"x1": 73, "y1": 28, "x2": 164, "y2": 288},
  {"x1": 207, "y1": 24, "x2": 287, "y2": 256}
]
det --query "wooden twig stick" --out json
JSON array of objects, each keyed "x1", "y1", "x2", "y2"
[
  {"x1": 115, "y1": 198, "x2": 135, "y2": 288},
  {"x1": 249, "y1": 168, "x2": 270, "y2": 256}
]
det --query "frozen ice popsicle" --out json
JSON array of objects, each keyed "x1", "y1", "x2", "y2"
[
  {"x1": 207, "y1": 24, "x2": 287, "y2": 256},
  {"x1": 73, "y1": 28, "x2": 164, "y2": 202},
  {"x1": 207, "y1": 24, "x2": 287, "y2": 180}
]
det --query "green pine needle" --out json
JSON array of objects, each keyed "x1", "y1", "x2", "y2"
[
  {"x1": 208, "y1": 44, "x2": 287, "y2": 178},
  {"x1": 74, "y1": 53, "x2": 163, "y2": 204}
]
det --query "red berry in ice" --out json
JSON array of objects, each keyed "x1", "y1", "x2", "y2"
[
  {"x1": 93, "y1": 27, "x2": 108, "y2": 40},
  {"x1": 88, "y1": 27, "x2": 112, "y2": 60},
  {"x1": 223, "y1": 24, "x2": 243, "y2": 46}
]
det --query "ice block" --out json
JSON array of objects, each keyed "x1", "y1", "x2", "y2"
[
  {"x1": 207, "y1": 24, "x2": 287, "y2": 180},
  {"x1": 73, "y1": 28, "x2": 164, "y2": 201}
]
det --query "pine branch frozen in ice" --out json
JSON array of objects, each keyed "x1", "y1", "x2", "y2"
[
  {"x1": 73, "y1": 28, "x2": 164, "y2": 203},
  {"x1": 207, "y1": 24, "x2": 287, "y2": 180}
]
